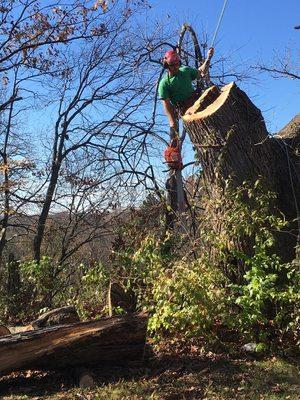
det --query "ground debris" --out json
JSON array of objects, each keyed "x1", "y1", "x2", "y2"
[{"x1": 0, "y1": 338, "x2": 299, "y2": 399}]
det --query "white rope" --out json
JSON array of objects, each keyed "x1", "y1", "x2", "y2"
[{"x1": 210, "y1": 0, "x2": 229, "y2": 48}]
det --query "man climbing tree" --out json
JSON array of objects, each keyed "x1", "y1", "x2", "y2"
[
  {"x1": 159, "y1": 46, "x2": 214, "y2": 229},
  {"x1": 158, "y1": 47, "x2": 214, "y2": 138}
]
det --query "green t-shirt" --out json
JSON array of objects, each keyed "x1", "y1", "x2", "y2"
[{"x1": 158, "y1": 66, "x2": 199, "y2": 104}]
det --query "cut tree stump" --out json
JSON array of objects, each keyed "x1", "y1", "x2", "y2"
[
  {"x1": 0, "y1": 313, "x2": 147, "y2": 376},
  {"x1": 183, "y1": 82, "x2": 300, "y2": 262},
  {"x1": 107, "y1": 282, "x2": 137, "y2": 316}
]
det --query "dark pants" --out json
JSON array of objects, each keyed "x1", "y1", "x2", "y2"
[
  {"x1": 169, "y1": 90, "x2": 202, "y2": 138},
  {"x1": 176, "y1": 89, "x2": 202, "y2": 116}
]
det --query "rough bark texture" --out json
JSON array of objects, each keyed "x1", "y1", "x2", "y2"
[
  {"x1": 107, "y1": 282, "x2": 137, "y2": 317},
  {"x1": 0, "y1": 325, "x2": 10, "y2": 337},
  {"x1": 6, "y1": 253, "x2": 21, "y2": 317},
  {"x1": 0, "y1": 313, "x2": 147, "y2": 376},
  {"x1": 32, "y1": 306, "x2": 80, "y2": 329},
  {"x1": 183, "y1": 82, "x2": 300, "y2": 261}
]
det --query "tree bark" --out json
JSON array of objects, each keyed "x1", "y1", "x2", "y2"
[
  {"x1": 0, "y1": 313, "x2": 147, "y2": 376},
  {"x1": 107, "y1": 282, "x2": 137, "y2": 316},
  {"x1": 31, "y1": 305, "x2": 80, "y2": 329},
  {"x1": 6, "y1": 253, "x2": 21, "y2": 317},
  {"x1": 33, "y1": 163, "x2": 61, "y2": 262},
  {"x1": 0, "y1": 325, "x2": 10, "y2": 337},
  {"x1": 165, "y1": 173, "x2": 178, "y2": 230},
  {"x1": 182, "y1": 82, "x2": 300, "y2": 262}
]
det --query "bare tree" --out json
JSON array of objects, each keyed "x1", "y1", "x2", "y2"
[
  {"x1": 1, "y1": 0, "x2": 142, "y2": 262},
  {"x1": 31, "y1": 1, "x2": 164, "y2": 261},
  {"x1": 1, "y1": 4, "x2": 251, "y2": 265},
  {"x1": 0, "y1": 66, "x2": 37, "y2": 262},
  {"x1": 254, "y1": 48, "x2": 300, "y2": 80}
]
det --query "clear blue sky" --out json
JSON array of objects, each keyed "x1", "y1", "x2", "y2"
[{"x1": 152, "y1": 0, "x2": 299, "y2": 133}]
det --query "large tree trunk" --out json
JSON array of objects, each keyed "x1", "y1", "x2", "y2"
[
  {"x1": 183, "y1": 82, "x2": 300, "y2": 262},
  {"x1": 0, "y1": 313, "x2": 147, "y2": 376}
]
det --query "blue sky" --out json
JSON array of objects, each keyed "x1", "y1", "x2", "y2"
[{"x1": 151, "y1": 0, "x2": 299, "y2": 133}]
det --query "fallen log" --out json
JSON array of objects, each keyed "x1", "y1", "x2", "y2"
[
  {"x1": 183, "y1": 83, "x2": 300, "y2": 262},
  {"x1": 0, "y1": 313, "x2": 147, "y2": 376},
  {"x1": 32, "y1": 305, "x2": 80, "y2": 329}
]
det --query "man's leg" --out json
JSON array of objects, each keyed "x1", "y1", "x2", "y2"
[{"x1": 169, "y1": 126, "x2": 178, "y2": 139}]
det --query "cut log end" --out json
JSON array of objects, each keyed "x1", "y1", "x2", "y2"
[{"x1": 183, "y1": 82, "x2": 235, "y2": 122}]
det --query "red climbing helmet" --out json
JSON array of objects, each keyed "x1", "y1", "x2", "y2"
[{"x1": 163, "y1": 50, "x2": 180, "y2": 66}]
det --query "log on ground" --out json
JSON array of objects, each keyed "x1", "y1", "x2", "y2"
[{"x1": 0, "y1": 313, "x2": 147, "y2": 376}]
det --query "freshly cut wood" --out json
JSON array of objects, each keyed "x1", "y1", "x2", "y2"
[
  {"x1": 182, "y1": 83, "x2": 300, "y2": 262},
  {"x1": 0, "y1": 313, "x2": 147, "y2": 376},
  {"x1": 8, "y1": 324, "x2": 33, "y2": 334},
  {"x1": 185, "y1": 85, "x2": 220, "y2": 116}
]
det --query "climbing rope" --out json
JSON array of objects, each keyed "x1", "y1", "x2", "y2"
[
  {"x1": 162, "y1": 0, "x2": 230, "y2": 167},
  {"x1": 210, "y1": 0, "x2": 229, "y2": 48}
]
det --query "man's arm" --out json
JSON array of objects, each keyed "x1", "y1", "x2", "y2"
[
  {"x1": 161, "y1": 99, "x2": 178, "y2": 129},
  {"x1": 198, "y1": 47, "x2": 214, "y2": 78}
]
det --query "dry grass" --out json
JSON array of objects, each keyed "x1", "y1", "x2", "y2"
[{"x1": 0, "y1": 340, "x2": 299, "y2": 400}]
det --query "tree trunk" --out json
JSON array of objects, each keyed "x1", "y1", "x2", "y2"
[
  {"x1": 183, "y1": 82, "x2": 300, "y2": 262},
  {"x1": 165, "y1": 173, "x2": 178, "y2": 230},
  {"x1": 0, "y1": 313, "x2": 147, "y2": 376},
  {"x1": 33, "y1": 163, "x2": 60, "y2": 262},
  {"x1": 6, "y1": 253, "x2": 21, "y2": 317}
]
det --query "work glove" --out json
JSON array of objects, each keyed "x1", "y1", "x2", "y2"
[{"x1": 199, "y1": 47, "x2": 214, "y2": 79}]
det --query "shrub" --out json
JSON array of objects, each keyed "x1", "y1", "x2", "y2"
[
  {"x1": 112, "y1": 234, "x2": 227, "y2": 338},
  {"x1": 0, "y1": 257, "x2": 109, "y2": 323},
  {"x1": 148, "y1": 258, "x2": 226, "y2": 337},
  {"x1": 200, "y1": 179, "x2": 300, "y2": 348},
  {"x1": 229, "y1": 246, "x2": 300, "y2": 347},
  {"x1": 112, "y1": 179, "x2": 299, "y2": 349}
]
